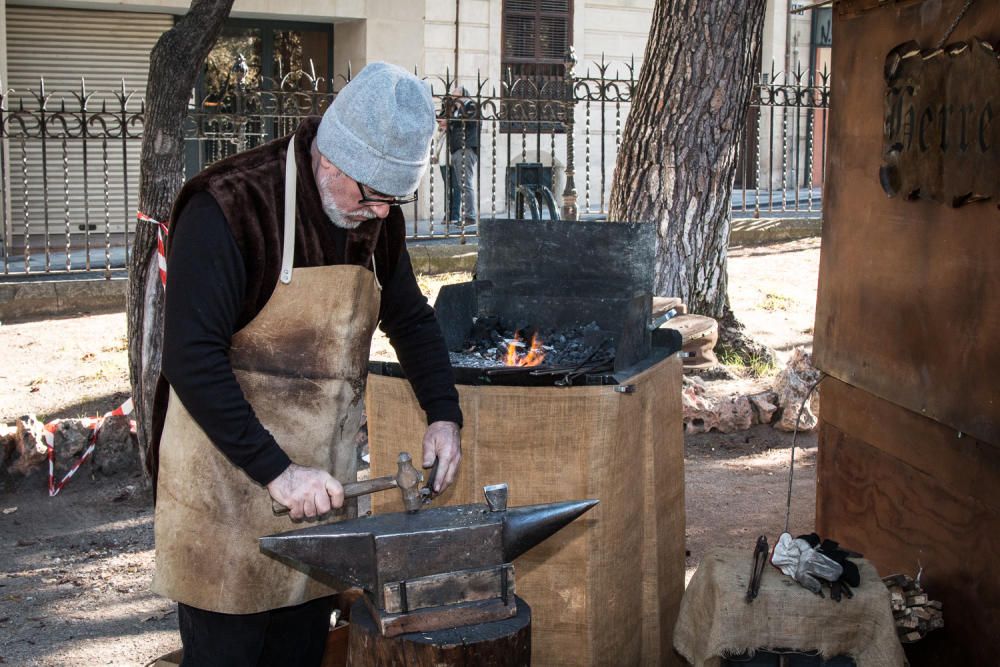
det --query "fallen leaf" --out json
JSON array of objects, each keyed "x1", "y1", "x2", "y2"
[{"x1": 1, "y1": 507, "x2": 16, "y2": 515}]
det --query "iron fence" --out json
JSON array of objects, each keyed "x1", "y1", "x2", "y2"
[
  {"x1": 734, "y1": 64, "x2": 831, "y2": 217},
  {"x1": 0, "y1": 58, "x2": 829, "y2": 278}
]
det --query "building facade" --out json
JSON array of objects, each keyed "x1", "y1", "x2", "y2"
[{"x1": 0, "y1": 0, "x2": 829, "y2": 270}]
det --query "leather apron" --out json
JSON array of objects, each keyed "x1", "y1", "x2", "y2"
[{"x1": 152, "y1": 139, "x2": 382, "y2": 614}]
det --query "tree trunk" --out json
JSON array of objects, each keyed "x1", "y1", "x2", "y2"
[
  {"x1": 607, "y1": 0, "x2": 766, "y2": 319},
  {"x1": 127, "y1": 0, "x2": 234, "y2": 477}
]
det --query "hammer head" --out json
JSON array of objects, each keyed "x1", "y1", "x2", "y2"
[{"x1": 394, "y1": 452, "x2": 424, "y2": 512}]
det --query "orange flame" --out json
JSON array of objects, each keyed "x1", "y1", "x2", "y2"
[{"x1": 504, "y1": 331, "x2": 546, "y2": 367}]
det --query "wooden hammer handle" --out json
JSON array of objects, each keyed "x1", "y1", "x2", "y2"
[{"x1": 271, "y1": 475, "x2": 398, "y2": 516}]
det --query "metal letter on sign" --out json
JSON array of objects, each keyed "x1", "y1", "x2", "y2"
[{"x1": 881, "y1": 39, "x2": 1000, "y2": 208}]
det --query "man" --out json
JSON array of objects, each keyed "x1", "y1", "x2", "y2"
[
  {"x1": 150, "y1": 62, "x2": 462, "y2": 666},
  {"x1": 446, "y1": 87, "x2": 480, "y2": 225},
  {"x1": 432, "y1": 115, "x2": 461, "y2": 225}
]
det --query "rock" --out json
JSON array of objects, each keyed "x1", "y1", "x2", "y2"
[
  {"x1": 1, "y1": 423, "x2": 17, "y2": 469},
  {"x1": 682, "y1": 378, "x2": 754, "y2": 434},
  {"x1": 53, "y1": 420, "x2": 93, "y2": 469},
  {"x1": 772, "y1": 348, "x2": 822, "y2": 432},
  {"x1": 748, "y1": 391, "x2": 779, "y2": 425},
  {"x1": 93, "y1": 414, "x2": 139, "y2": 476},
  {"x1": 11, "y1": 414, "x2": 48, "y2": 474}
]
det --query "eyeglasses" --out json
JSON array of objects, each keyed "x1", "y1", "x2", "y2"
[{"x1": 357, "y1": 181, "x2": 418, "y2": 206}]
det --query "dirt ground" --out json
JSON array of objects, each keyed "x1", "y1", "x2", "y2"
[{"x1": 0, "y1": 237, "x2": 821, "y2": 666}]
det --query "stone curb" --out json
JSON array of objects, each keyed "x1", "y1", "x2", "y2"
[
  {"x1": 408, "y1": 240, "x2": 478, "y2": 275},
  {"x1": 0, "y1": 275, "x2": 127, "y2": 323},
  {"x1": 730, "y1": 217, "x2": 822, "y2": 246}
]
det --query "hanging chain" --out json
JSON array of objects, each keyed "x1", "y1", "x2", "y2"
[{"x1": 936, "y1": 0, "x2": 975, "y2": 49}]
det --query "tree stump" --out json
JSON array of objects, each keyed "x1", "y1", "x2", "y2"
[{"x1": 347, "y1": 596, "x2": 532, "y2": 666}]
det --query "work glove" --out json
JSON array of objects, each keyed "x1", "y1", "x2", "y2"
[
  {"x1": 771, "y1": 532, "x2": 843, "y2": 595},
  {"x1": 798, "y1": 533, "x2": 863, "y2": 598},
  {"x1": 817, "y1": 537, "x2": 861, "y2": 588}
]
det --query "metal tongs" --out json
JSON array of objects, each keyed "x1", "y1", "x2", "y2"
[
  {"x1": 419, "y1": 457, "x2": 440, "y2": 505},
  {"x1": 746, "y1": 534, "x2": 769, "y2": 603}
]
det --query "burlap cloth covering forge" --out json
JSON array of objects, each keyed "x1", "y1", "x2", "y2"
[{"x1": 673, "y1": 548, "x2": 905, "y2": 667}]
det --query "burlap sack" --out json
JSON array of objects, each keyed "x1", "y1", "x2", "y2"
[{"x1": 673, "y1": 548, "x2": 906, "y2": 666}]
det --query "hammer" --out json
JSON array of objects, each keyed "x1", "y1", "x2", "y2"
[{"x1": 271, "y1": 451, "x2": 436, "y2": 516}]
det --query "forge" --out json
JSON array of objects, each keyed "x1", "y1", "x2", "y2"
[
  {"x1": 371, "y1": 218, "x2": 682, "y2": 387},
  {"x1": 366, "y1": 217, "x2": 685, "y2": 665}
]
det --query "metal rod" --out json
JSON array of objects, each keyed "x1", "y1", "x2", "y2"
[
  {"x1": 120, "y1": 82, "x2": 130, "y2": 264},
  {"x1": 429, "y1": 128, "x2": 436, "y2": 236},
  {"x1": 102, "y1": 137, "x2": 111, "y2": 279},
  {"x1": 62, "y1": 137, "x2": 71, "y2": 271},
  {"x1": 599, "y1": 57, "x2": 606, "y2": 213},
  {"x1": 0, "y1": 87, "x2": 9, "y2": 276},
  {"x1": 794, "y1": 67, "x2": 801, "y2": 212},
  {"x1": 40, "y1": 80, "x2": 51, "y2": 272},
  {"x1": 491, "y1": 95, "x2": 497, "y2": 218},
  {"x1": 81, "y1": 84, "x2": 92, "y2": 272},
  {"x1": 21, "y1": 137, "x2": 30, "y2": 275},
  {"x1": 768, "y1": 66, "x2": 775, "y2": 215},
  {"x1": 584, "y1": 97, "x2": 591, "y2": 213}
]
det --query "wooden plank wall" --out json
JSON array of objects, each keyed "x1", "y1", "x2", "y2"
[
  {"x1": 815, "y1": 1, "x2": 1000, "y2": 663},
  {"x1": 817, "y1": 379, "x2": 1000, "y2": 665},
  {"x1": 814, "y1": 0, "x2": 1000, "y2": 443},
  {"x1": 366, "y1": 356, "x2": 685, "y2": 666}
]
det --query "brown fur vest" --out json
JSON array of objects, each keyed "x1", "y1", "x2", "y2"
[{"x1": 148, "y1": 117, "x2": 405, "y2": 482}]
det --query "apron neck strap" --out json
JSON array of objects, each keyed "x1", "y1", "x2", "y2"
[
  {"x1": 280, "y1": 137, "x2": 297, "y2": 284},
  {"x1": 280, "y1": 135, "x2": 383, "y2": 292}
]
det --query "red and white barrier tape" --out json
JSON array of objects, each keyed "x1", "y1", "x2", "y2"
[
  {"x1": 46, "y1": 398, "x2": 135, "y2": 497},
  {"x1": 43, "y1": 210, "x2": 157, "y2": 496},
  {"x1": 137, "y1": 212, "x2": 169, "y2": 288}
]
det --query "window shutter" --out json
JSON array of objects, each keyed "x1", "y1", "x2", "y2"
[
  {"x1": 501, "y1": 0, "x2": 573, "y2": 66},
  {"x1": 500, "y1": 0, "x2": 573, "y2": 132}
]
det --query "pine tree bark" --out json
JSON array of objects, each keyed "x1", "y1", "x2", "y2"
[
  {"x1": 608, "y1": 0, "x2": 766, "y2": 319},
  {"x1": 127, "y1": 0, "x2": 234, "y2": 477}
]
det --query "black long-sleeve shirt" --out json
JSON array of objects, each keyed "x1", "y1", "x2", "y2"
[{"x1": 161, "y1": 192, "x2": 461, "y2": 487}]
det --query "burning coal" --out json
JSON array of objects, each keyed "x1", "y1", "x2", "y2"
[
  {"x1": 449, "y1": 317, "x2": 615, "y2": 373},
  {"x1": 504, "y1": 331, "x2": 546, "y2": 367}
]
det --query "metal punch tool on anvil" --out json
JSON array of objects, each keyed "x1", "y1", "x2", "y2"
[{"x1": 260, "y1": 481, "x2": 598, "y2": 637}]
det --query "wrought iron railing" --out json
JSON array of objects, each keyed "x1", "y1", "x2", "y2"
[
  {"x1": 733, "y1": 64, "x2": 831, "y2": 217},
  {"x1": 0, "y1": 58, "x2": 829, "y2": 278}
]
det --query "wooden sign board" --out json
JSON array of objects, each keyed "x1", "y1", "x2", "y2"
[{"x1": 880, "y1": 38, "x2": 1000, "y2": 207}]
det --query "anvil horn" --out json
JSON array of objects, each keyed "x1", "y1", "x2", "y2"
[{"x1": 502, "y1": 499, "x2": 599, "y2": 561}]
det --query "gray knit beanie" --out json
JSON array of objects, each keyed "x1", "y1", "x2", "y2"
[{"x1": 317, "y1": 62, "x2": 435, "y2": 197}]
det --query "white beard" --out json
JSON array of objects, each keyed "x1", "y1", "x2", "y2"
[{"x1": 316, "y1": 170, "x2": 379, "y2": 229}]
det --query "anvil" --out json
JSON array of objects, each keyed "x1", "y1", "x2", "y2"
[{"x1": 260, "y1": 483, "x2": 597, "y2": 636}]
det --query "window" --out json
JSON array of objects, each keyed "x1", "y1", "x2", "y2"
[
  {"x1": 201, "y1": 19, "x2": 334, "y2": 96},
  {"x1": 187, "y1": 18, "x2": 334, "y2": 173},
  {"x1": 501, "y1": 0, "x2": 573, "y2": 131},
  {"x1": 502, "y1": 0, "x2": 573, "y2": 78}
]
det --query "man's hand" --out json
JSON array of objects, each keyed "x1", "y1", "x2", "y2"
[
  {"x1": 422, "y1": 421, "x2": 461, "y2": 494},
  {"x1": 266, "y1": 463, "x2": 344, "y2": 521}
]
